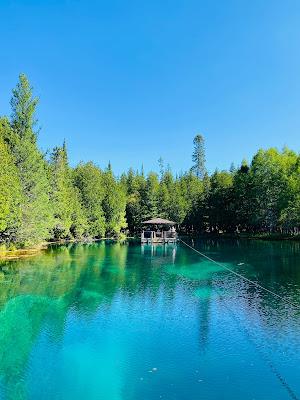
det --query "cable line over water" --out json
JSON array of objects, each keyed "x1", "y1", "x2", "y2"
[
  {"x1": 216, "y1": 290, "x2": 300, "y2": 400},
  {"x1": 179, "y1": 238, "x2": 300, "y2": 310},
  {"x1": 179, "y1": 238, "x2": 300, "y2": 400}
]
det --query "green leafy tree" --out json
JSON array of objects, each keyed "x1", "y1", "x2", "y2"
[
  {"x1": 180, "y1": 171, "x2": 206, "y2": 231},
  {"x1": 279, "y1": 152, "x2": 300, "y2": 233},
  {"x1": 168, "y1": 182, "x2": 187, "y2": 224},
  {"x1": 73, "y1": 162, "x2": 106, "y2": 238},
  {"x1": 206, "y1": 170, "x2": 234, "y2": 232},
  {"x1": 250, "y1": 148, "x2": 294, "y2": 232}
]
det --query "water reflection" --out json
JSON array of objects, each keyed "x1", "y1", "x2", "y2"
[
  {"x1": 0, "y1": 240, "x2": 299, "y2": 399},
  {"x1": 141, "y1": 243, "x2": 177, "y2": 262}
]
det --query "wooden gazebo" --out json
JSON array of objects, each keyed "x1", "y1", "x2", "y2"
[{"x1": 141, "y1": 218, "x2": 177, "y2": 244}]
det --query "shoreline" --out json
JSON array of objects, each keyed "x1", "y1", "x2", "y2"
[
  {"x1": 1, "y1": 232, "x2": 300, "y2": 261},
  {"x1": 0, "y1": 236, "x2": 132, "y2": 261},
  {"x1": 181, "y1": 232, "x2": 300, "y2": 242},
  {"x1": 0, "y1": 246, "x2": 47, "y2": 261}
]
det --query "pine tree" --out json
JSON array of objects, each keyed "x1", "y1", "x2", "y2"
[
  {"x1": 158, "y1": 157, "x2": 164, "y2": 178},
  {"x1": 50, "y1": 143, "x2": 87, "y2": 239},
  {"x1": 142, "y1": 172, "x2": 159, "y2": 219},
  {"x1": 0, "y1": 118, "x2": 22, "y2": 244},
  {"x1": 9, "y1": 74, "x2": 53, "y2": 246},
  {"x1": 102, "y1": 166, "x2": 127, "y2": 236},
  {"x1": 10, "y1": 74, "x2": 38, "y2": 141},
  {"x1": 191, "y1": 134, "x2": 206, "y2": 179}
]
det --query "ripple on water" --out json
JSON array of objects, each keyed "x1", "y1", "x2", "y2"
[
  {"x1": 193, "y1": 285, "x2": 231, "y2": 300},
  {"x1": 0, "y1": 241, "x2": 299, "y2": 400}
]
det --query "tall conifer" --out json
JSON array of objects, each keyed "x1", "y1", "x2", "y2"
[
  {"x1": 0, "y1": 118, "x2": 22, "y2": 244},
  {"x1": 9, "y1": 74, "x2": 53, "y2": 246},
  {"x1": 50, "y1": 143, "x2": 87, "y2": 239},
  {"x1": 192, "y1": 134, "x2": 206, "y2": 179}
]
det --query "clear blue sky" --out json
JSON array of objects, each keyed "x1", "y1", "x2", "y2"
[{"x1": 1, "y1": 0, "x2": 300, "y2": 175}]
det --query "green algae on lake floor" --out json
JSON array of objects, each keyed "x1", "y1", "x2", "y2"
[{"x1": 0, "y1": 239, "x2": 299, "y2": 400}]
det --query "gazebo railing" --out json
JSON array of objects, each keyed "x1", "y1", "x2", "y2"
[{"x1": 141, "y1": 230, "x2": 177, "y2": 241}]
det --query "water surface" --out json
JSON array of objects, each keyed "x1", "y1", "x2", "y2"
[{"x1": 0, "y1": 239, "x2": 299, "y2": 400}]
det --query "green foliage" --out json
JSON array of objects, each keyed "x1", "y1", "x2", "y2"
[
  {"x1": 10, "y1": 73, "x2": 39, "y2": 142},
  {"x1": 179, "y1": 171, "x2": 206, "y2": 230},
  {"x1": 102, "y1": 167, "x2": 127, "y2": 236},
  {"x1": 2, "y1": 74, "x2": 300, "y2": 247},
  {"x1": 73, "y1": 162, "x2": 105, "y2": 238},
  {"x1": 50, "y1": 144, "x2": 87, "y2": 239},
  {"x1": 123, "y1": 168, "x2": 146, "y2": 232},
  {"x1": 9, "y1": 74, "x2": 53, "y2": 246},
  {"x1": 206, "y1": 170, "x2": 234, "y2": 231},
  {"x1": 143, "y1": 172, "x2": 159, "y2": 220},
  {"x1": 0, "y1": 118, "x2": 22, "y2": 241}
]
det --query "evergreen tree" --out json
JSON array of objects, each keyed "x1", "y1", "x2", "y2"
[
  {"x1": 3, "y1": 73, "x2": 300, "y2": 243},
  {"x1": 73, "y1": 162, "x2": 106, "y2": 238},
  {"x1": 157, "y1": 182, "x2": 170, "y2": 219},
  {"x1": 191, "y1": 134, "x2": 206, "y2": 179},
  {"x1": 0, "y1": 118, "x2": 22, "y2": 244},
  {"x1": 124, "y1": 168, "x2": 145, "y2": 232},
  {"x1": 102, "y1": 166, "x2": 127, "y2": 236},
  {"x1": 10, "y1": 74, "x2": 38, "y2": 141},
  {"x1": 158, "y1": 157, "x2": 164, "y2": 178},
  {"x1": 180, "y1": 171, "x2": 205, "y2": 231},
  {"x1": 9, "y1": 74, "x2": 53, "y2": 246},
  {"x1": 231, "y1": 160, "x2": 255, "y2": 231},
  {"x1": 168, "y1": 182, "x2": 187, "y2": 224},
  {"x1": 142, "y1": 172, "x2": 159, "y2": 219},
  {"x1": 50, "y1": 143, "x2": 87, "y2": 239}
]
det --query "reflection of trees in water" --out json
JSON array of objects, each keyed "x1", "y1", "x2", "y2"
[
  {"x1": 190, "y1": 237, "x2": 300, "y2": 307},
  {"x1": 1, "y1": 239, "x2": 298, "y2": 398},
  {"x1": 197, "y1": 289, "x2": 212, "y2": 352},
  {"x1": 191, "y1": 238, "x2": 300, "y2": 363},
  {"x1": 0, "y1": 295, "x2": 67, "y2": 400},
  {"x1": 0, "y1": 242, "x2": 182, "y2": 398}
]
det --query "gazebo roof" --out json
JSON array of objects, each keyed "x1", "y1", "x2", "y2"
[{"x1": 142, "y1": 218, "x2": 176, "y2": 225}]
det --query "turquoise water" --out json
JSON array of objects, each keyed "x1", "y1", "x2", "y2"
[{"x1": 0, "y1": 239, "x2": 299, "y2": 400}]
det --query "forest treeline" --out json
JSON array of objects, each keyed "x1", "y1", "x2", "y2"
[{"x1": 1, "y1": 74, "x2": 300, "y2": 249}]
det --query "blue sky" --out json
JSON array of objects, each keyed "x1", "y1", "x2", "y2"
[{"x1": 1, "y1": 0, "x2": 300, "y2": 175}]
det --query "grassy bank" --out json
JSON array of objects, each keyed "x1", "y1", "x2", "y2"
[
  {"x1": 0, "y1": 235, "x2": 129, "y2": 261},
  {"x1": 0, "y1": 245, "x2": 47, "y2": 260}
]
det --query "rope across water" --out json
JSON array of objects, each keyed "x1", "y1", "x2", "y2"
[
  {"x1": 179, "y1": 238, "x2": 300, "y2": 310},
  {"x1": 179, "y1": 238, "x2": 300, "y2": 400}
]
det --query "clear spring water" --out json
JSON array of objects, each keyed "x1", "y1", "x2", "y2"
[{"x1": 0, "y1": 239, "x2": 299, "y2": 400}]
